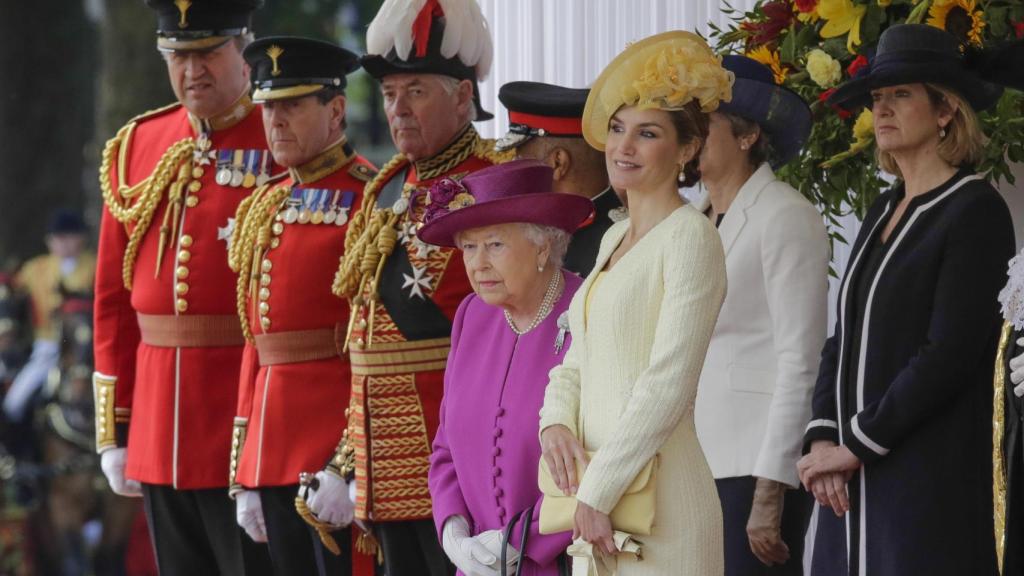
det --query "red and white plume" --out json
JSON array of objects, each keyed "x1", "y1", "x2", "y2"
[{"x1": 366, "y1": 0, "x2": 493, "y2": 80}]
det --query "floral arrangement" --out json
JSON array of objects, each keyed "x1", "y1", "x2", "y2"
[{"x1": 709, "y1": 0, "x2": 1024, "y2": 237}]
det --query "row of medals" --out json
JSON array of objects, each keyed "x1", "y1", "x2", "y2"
[
  {"x1": 276, "y1": 188, "x2": 355, "y2": 226},
  {"x1": 215, "y1": 150, "x2": 273, "y2": 188}
]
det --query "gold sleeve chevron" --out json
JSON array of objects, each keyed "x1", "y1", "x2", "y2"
[
  {"x1": 92, "y1": 373, "x2": 119, "y2": 453},
  {"x1": 229, "y1": 417, "x2": 248, "y2": 497}
]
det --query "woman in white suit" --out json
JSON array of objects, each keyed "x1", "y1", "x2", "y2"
[{"x1": 692, "y1": 55, "x2": 829, "y2": 575}]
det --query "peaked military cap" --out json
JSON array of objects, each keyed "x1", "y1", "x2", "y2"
[
  {"x1": 496, "y1": 81, "x2": 589, "y2": 151},
  {"x1": 244, "y1": 36, "x2": 360, "y2": 102},
  {"x1": 146, "y1": 0, "x2": 263, "y2": 52}
]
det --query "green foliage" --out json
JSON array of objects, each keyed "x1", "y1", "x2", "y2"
[{"x1": 709, "y1": 0, "x2": 1024, "y2": 241}]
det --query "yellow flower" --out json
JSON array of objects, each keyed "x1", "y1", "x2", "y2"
[
  {"x1": 927, "y1": 0, "x2": 985, "y2": 47},
  {"x1": 627, "y1": 41, "x2": 734, "y2": 112},
  {"x1": 806, "y1": 49, "x2": 842, "y2": 88},
  {"x1": 822, "y1": 108, "x2": 874, "y2": 167},
  {"x1": 853, "y1": 108, "x2": 874, "y2": 143},
  {"x1": 818, "y1": 0, "x2": 868, "y2": 53},
  {"x1": 746, "y1": 45, "x2": 788, "y2": 85}
]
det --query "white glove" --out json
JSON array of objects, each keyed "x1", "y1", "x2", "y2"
[
  {"x1": 100, "y1": 448, "x2": 142, "y2": 497},
  {"x1": 305, "y1": 471, "x2": 354, "y2": 527},
  {"x1": 1011, "y1": 339, "x2": 1024, "y2": 397},
  {"x1": 236, "y1": 490, "x2": 268, "y2": 543},
  {"x1": 475, "y1": 529, "x2": 519, "y2": 573},
  {"x1": 441, "y1": 515, "x2": 499, "y2": 576}
]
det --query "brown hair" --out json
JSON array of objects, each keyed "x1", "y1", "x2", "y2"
[
  {"x1": 667, "y1": 101, "x2": 710, "y2": 188},
  {"x1": 877, "y1": 83, "x2": 985, "y2": 178}
]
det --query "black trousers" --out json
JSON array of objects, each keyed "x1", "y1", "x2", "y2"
[
  {"x1": 374, "y1": 519, "x2": 454, "y2": 576},
  {"x1": 142, "y1": 483, "x2": 272, "y2": 576},
  {"x1": 716, "y1": 476, "x2": 812, "y2": 576},
  {"x1": 260, "y1": 484, "x2": 352, "y2": 576}
]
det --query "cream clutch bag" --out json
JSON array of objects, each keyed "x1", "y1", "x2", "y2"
[{"x1": 537, "y1": 453, "x2": 658, "y2": 535}]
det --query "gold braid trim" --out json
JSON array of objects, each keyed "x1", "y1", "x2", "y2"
[
  {"x1": 995, "y1": 321, "x2": 1013, "y2": 575},
  {"x1": 412, "y1": 125, "x2": 479, "y2": 180},
  {"x1": 294, "y1": 496, "x2": 343, "y2": 555},
  {"x1": 294, "y1": 493, "x2": 383, "y2": 562},
  {"x1": 99, "y1": 123, "x2": 196, "y2": 290},
  {"x1": 332, "y1": 154, "x2": 409, "y2": 302},
  {"x1": 473, "y1": 135, "x2": 517, "y2": 165},
  {"x1": 228, "y1": 182, "x2": 292, "y2": 342}
]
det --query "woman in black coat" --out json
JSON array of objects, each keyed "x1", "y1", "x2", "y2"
[{"x1": 796, "y1": 24, "x2": 1015, "y2": 576}]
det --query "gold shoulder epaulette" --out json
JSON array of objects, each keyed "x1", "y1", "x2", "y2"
[
  {"x1": 473, "y1": 136, "x2": 516, "y2": 165},
  {"x1": 349, "y1": 162, "x2": 378, "y2": 183},
  {"x1": 127, "y1": 101, "x2": 182, "y2": 125}
]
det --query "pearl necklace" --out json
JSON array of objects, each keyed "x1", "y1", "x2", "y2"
[{"x1": 505, "y1": 271, "x2": 563, "y2": 336}]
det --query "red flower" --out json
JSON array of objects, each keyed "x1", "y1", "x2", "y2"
[
  {"x1": 794, "y1": 0, "x2": 818, "y2": 13},
  {"x1": 846, "y1": 55, "x2": 869, "y2": 77},
  {"x1": 1013, "y1": 20, "x2": 1024, "y2": 39},
  {"x1": 743, "y1": 0, "x2": 794, "y2": 47},
  {"x1": 819, "y1": 88, "x2": 852, "y2": 119}
]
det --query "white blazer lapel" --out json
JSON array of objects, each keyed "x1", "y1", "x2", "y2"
[{"x1": 717, "y1": 163, "x2": 774, "y2": 256}]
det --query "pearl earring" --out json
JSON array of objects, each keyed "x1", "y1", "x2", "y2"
[
  {"x1": 538, "y1": 264, "x2": 544, "y2": 272},
  {"x1": 677, "y1": 165, "x2": 686, "y2": 184},
  {"x1": 939, "y1": 127, "x2": 947, "y2": 139}
]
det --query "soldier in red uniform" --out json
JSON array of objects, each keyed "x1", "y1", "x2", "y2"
[
  {"x1": 227, "y1": 36, "x2": 377, "y2": 576},
  {"x1": 314, "y1": 1, "x2": 511, "y2": 574},
  {"x1": 93, "y1": 1, "x2": 274, "y2": 573}
]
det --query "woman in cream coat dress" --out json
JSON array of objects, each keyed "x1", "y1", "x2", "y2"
[{"x1": 539, "y1": 31, "x2": 731, "y2": 575}]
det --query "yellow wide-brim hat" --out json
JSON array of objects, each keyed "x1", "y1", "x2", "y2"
[{"x1": 583, "y1": 30, "x2": 735, "y2": 150}]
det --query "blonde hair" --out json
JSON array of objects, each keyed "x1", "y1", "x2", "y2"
[{"x1": 877, "y1": 83, "x2": 985, "y2": 178}]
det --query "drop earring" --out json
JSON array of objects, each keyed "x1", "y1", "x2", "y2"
[
  {"x1": 677, "y1": 164, "x2": 686, "y2": 184},
  {"x1": 939, "y1": 126, "x2": 947, "y2": 139}
]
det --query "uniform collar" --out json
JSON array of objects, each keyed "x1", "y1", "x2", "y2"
[
  {"x1": 289, "y1": 137, "x2": 355, "y2": 185},
  {"x1": 412, "y1": 124, "x2": 478, "y2": 181},
  {"x1": 187, "y1": 92, "x2": 254, "y2": 135}
]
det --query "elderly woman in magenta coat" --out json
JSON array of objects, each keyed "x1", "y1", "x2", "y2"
[{"x1": 422, "y1": 160, "x2": 593, "y2": 576}]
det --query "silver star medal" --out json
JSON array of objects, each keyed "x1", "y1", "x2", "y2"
[
  {"x1": 411, "y1": 234, "x2": 436, "y2": 259},
  {"x1": 218, "y1": 217, "x2": 236, "y2": 250},
  {"x1": 554, "y1": 311, "x2": 570, "y2": 354},
  {"x1": 194, "y1": 133, "x2": 214, "y2": 165},
  {"x1": 402, "y1": 264, "x2": 433, "y2": 300}
]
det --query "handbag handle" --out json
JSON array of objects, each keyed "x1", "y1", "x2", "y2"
[{"x1": 502, "y1": 505, "x2": 534, "y2": 576}]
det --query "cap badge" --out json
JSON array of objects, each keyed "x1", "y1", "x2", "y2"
[
  {"x1": 174, "y1": 0, "x2": 191, "y2": 29},
  {"x1": 267, "y1": 45, "x2": 284, "y2": 77}
]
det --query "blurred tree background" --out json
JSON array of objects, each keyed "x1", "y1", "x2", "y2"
[{"x1": 0, "y1": 0, "x2": 389, "y2": 265}]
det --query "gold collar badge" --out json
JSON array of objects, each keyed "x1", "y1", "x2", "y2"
[
  {"x1": 174, "y1": 0, "x2": 191, "y2": 29},
  {"x1": 267, "y1": 45, "x2": 284, "y2": 77}
]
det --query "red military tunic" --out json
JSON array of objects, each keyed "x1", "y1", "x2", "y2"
[
  {"x1": 229, "y1": 139, "x2": 376, "y2": 490},
  {"x1": 94, "y1": 94, "x2": 276, "y2": 489},
  {"x1": 331, "y1": 125, "x2": 512, "y2": 523}
]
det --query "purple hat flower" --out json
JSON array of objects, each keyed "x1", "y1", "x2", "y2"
[{"x1": 417, "y1": 159, "x2": 594, "y2": 248}]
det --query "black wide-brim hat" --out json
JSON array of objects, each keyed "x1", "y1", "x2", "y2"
[
  {"x1": 244, "y1": 36, "x2": 360, "y2": 102},
  {"x1": 828, "y1": 24, "x2": 1003, "y2": 112},
  {"x1": 146, "y1": 0, "x2": 263, "y2": 52},
  {"x1": 717, "y1": 55, "x2": 811, "y2": 167},
  {"x1": 361, "y1": 17, "x2": 493, "y2": 121}
]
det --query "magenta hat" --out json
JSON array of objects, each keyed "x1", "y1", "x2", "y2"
[{"x1": 417, "y1": 159, "x2": 594, "y2": 248}]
